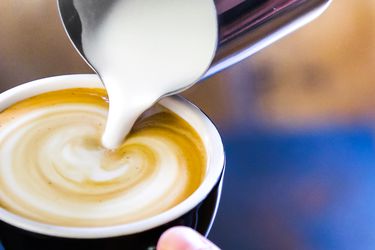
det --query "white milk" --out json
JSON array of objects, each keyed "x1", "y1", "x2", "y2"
[{"x1": 80, "y1": 0, "x2": 218, "y2": 149}]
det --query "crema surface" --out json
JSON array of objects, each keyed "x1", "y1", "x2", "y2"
[{"x1": 0, "y1": 89, "x2": 206, "y2": 227}]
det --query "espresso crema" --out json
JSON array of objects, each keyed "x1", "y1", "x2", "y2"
[{"x1": 0, "y1": 88, "x2": 206, "y2": 227}]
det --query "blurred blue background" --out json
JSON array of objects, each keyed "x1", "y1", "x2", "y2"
[
  {"x1": 1, "y1": 0, "x2": 375, "y2": 249},
  {"x1": 209, "y1": 126, "x2": 375, "y2": 249}
]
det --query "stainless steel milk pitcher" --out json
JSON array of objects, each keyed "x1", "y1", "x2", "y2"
[{"x1": 58, "y1": 0, "x2": 332, "y2": 79}]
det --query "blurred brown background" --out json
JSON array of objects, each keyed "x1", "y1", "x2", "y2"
[{"x1": 1, "y1": 0, "x2": 375, "y2": 132}]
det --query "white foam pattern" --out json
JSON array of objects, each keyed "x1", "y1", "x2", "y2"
[{"x1": 0, "y1": 101, "x2": 204, "y2": 227}]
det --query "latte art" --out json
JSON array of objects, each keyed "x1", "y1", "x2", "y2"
[{"x1": 0, "y1": 89, "x2": 206, "y2": 227}]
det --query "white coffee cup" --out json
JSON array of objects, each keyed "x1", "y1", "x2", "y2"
[{"x1": 0, "y1": 74, "x2": 225, "y2": 250}]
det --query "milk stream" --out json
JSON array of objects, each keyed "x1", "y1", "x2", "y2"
[{"x1": 78, "y1": 0, "x2": 218, "y2": 149}]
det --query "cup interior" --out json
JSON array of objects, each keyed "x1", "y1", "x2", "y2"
[{"x1": 0, "y1": 74, "x2": 225, "y2": 238}]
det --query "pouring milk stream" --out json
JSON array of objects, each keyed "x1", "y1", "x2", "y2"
[{"x1": 74, "y1": 0, "x2": 218, "y2": 149}]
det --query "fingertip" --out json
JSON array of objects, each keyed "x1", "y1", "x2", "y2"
[{"x1": 157, "y1": 226, "x2": 219, "y2": 250}]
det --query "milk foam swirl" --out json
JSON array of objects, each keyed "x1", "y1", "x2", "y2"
[{"x1": 0, "y1": 89, "x2": 205, "y2": 227}]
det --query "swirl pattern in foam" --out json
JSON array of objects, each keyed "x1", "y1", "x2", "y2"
[{"x1": 0, "y1": 88, "x2": 206, "y2": 227}]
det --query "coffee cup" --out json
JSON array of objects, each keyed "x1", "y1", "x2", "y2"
[{"x1": 0, "y1": 74, "x2": 225, "y2": 250}]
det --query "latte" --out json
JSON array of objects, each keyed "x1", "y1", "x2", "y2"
[{"x1": 0, "y1": 88, "x2": 206, "y2": 227}]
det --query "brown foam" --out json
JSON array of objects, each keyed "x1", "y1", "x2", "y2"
[{"x1": 0, "y1": 88, "x2": 206, "y2": 227}]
